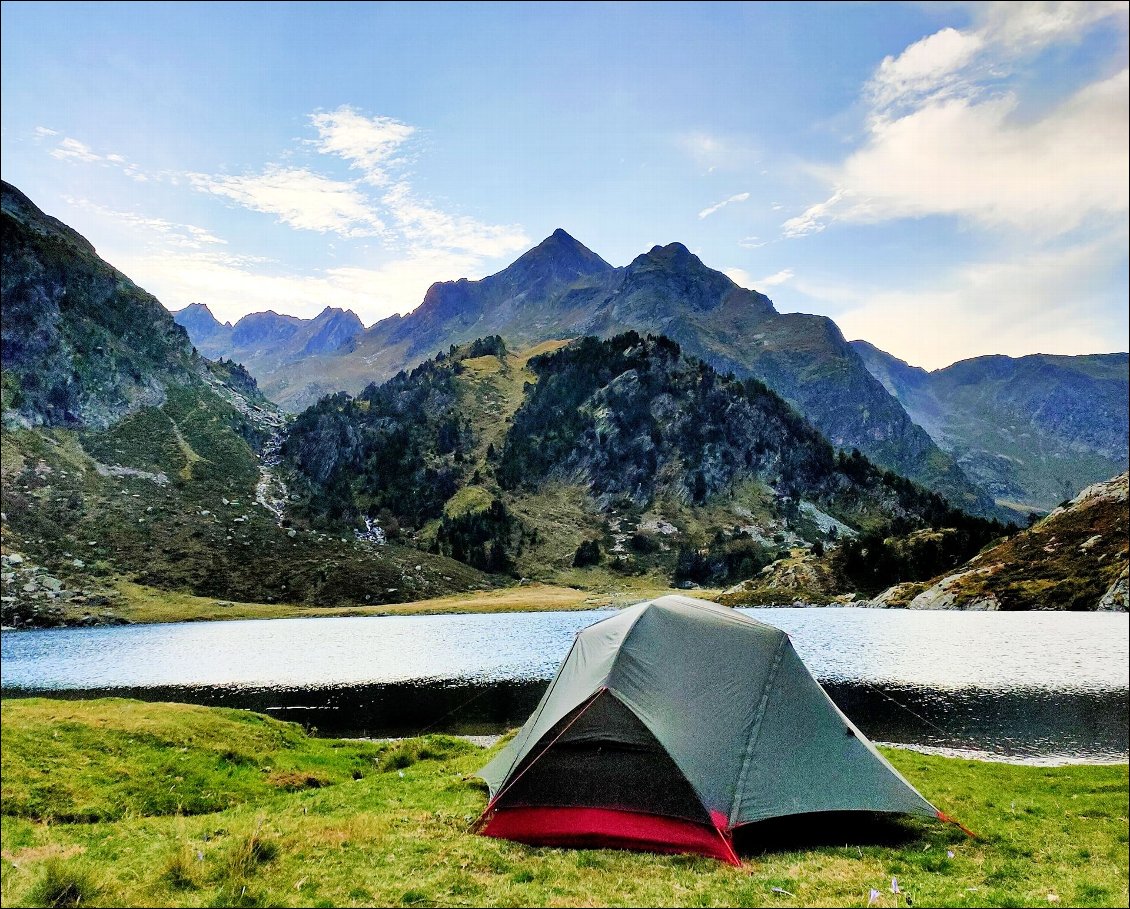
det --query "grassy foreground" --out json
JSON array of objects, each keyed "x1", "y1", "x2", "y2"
[{"x1": 1, "y1": 699, "x2": 1127, "y2": 908}]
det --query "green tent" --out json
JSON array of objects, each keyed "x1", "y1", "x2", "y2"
[{"x1": 476, "y1": 595, "x2": 941, "y2": 864}]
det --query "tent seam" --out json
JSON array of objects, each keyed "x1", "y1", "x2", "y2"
[
  {"x1": 728, "y1": 632, "x2": 789, "y2": 828},
  {"x1": 494, "y1": 634, "x2": 582, "y2": 789}
]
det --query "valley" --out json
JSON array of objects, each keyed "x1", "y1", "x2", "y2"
[{"x1": 2, "y1": 180, "x2": 1127, "y2": 627}]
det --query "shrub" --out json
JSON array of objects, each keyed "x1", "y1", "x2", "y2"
[
  {"x1": 27, "y1": 858, "x2": 100, "y2": 909},
  {"x1": 572, "y1": 539, "x2": 602, "y2": 567}
]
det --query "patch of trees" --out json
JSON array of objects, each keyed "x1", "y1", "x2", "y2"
[
  {"x1": 832, "y1": 510, "x2": 1015, "y2": 595},
  {"x1": 430, "y1": 499, "x2": 518, "y2": 574},
  {"x1": 281, "y1": 351, "x2": 474, "y2": 530},
  {"x1": 673, "y1": 533, "x2": 776, "y2": 587},
  {"x1": 573, "y1": 539, "x2": 602, "y2": 567}
]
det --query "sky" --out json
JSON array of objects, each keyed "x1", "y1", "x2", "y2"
[{"x1": 1, "y1": 1, "x2": 1127, "y2": 370}]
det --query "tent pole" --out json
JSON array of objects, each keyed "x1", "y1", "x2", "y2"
[{"x1": 471, "y1": 687, "x2": 608, "y2": 832}]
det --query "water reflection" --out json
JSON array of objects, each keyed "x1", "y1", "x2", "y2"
[{"x1": 2, "y1": 609, "x2": 1127, "y2": 762}]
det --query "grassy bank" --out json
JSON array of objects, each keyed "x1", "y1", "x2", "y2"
[
  {"x1": 108, "y1": 579, "x2": 716, "y2": 624},
  {"x1": 1, "y1": 699, "x2": 1127, "y2": 907}
]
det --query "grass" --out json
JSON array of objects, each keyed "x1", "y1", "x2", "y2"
[
  {"x1": 1, "y1": 699, "x2": 1127, "y2": 908},
  {"x1": 108, "y1": 579, "x2": 686, "y2": 624}
]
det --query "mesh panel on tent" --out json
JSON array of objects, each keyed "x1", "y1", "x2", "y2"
[{"x1": 495, "y1": 690, "x2": 711, "y2": 824}]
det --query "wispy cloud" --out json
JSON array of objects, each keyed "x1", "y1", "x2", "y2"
[
  {"x1": 310, "y1": 106, "x2": 415, "y2": 186},
  {"x1": 677, "y1": 131, "x2": 761, "y2": 173},
  {"x1": 723, "y1": 266, "x2": 792, "y2": 290},
  {"x1": 698, "y1": 191, "x2": 750, "y2": 219},
  {"x1": 187, "y1": 167, "x2": 386, "y2": 238},
  {"x1": 184, "y1": 106, "x2": 528, "y2": 256},
  {"x1": 65, "y1": 197, "x2": 231, "y2": 251},
  {"x1": 41, "y1": 133, "x2": 152, "y2": 181},
  {"x1": 800, "y1": 232, "x2": 1128, "y2": 370},
  {"x1": 723, "y1": 267, "x2": 753, "y2": 288},
  {"x1": 755, "y1": 268, "x2": 794, "y2": 287},
  {"x1": 381, "y1": 181, "x2": 529, "y2": 258},
  {"x1": 50, "y1": 137, "x2": 102, "y2": 163},
  {"x1": 738, "y1": 236, "x2": 766, "y2": 249},
  {"x1": 784, "y1": 3, "x2": 1129, "y2": 239}
]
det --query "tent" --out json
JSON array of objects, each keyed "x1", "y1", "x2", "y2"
[{"x1": 475, "y1": 595, "x2": 943, "y2": 865}]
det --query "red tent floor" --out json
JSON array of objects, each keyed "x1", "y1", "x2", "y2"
[{"x1": 479, "y1": 806, "x2": 741, "y2": 865}]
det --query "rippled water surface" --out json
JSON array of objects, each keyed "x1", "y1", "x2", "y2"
[{"x1": 3, "y1": 608, "x2": 1126, "y2": 762}]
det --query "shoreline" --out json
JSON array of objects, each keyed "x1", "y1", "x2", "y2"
[{"x1": 4, "y1": 577, "x2": 1127, "y2": 630}]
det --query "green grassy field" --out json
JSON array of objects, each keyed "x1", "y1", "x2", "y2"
[{"x1": 1, "y1": 699, "x2": 1126, "y2": 908}]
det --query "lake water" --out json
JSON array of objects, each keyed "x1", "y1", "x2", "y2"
[{"x1": 2, "y1": 608, "x2": 1127, "y2": 764}]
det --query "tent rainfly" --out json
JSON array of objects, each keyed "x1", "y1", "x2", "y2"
[{"x1": 475, "y1": 595, "x2": 948, "y2": 865}]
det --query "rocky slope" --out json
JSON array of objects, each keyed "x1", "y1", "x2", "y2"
[
  {"x1": 177, "y1": 229, "x2": 990, "y2": 514},
  {"x1": 0, "y1": 182, "x2": 487, "y2": 626},
  {"x1": 2, "y1": 181, "x2": 197, "y2": 430},
  {"x1": 898, "y1": 472, "x2": 1128, "y2": 611},
  {"x1": 281, "y1": 332, "x2": 1008, "y2": 588},
  {"x1": 853, "y1": 341, "x2": 1129, "y2": 515}
]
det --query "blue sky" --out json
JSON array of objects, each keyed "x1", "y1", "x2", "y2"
[{"x1": 2, "y1": 1, "x2": 1127, "y2": 369}]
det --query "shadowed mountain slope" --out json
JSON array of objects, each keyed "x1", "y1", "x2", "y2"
[{"x1": 853, "y1": 340, "x2": 1129, "y2": 513}]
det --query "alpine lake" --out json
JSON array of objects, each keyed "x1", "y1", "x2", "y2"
[{"x1": 2, "y1": 607, "x2": 1126, "y2": 764}]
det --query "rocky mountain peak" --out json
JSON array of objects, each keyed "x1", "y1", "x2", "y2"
[
  {"x1": 1, "y1": 179, "x2": 96, "y2": 256},
  {"x1": 502, "y1": 228, "x2": 614, "y2": 284}
]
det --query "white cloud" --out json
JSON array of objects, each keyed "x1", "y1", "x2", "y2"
[
  {"x1": 738, "y1": 236, "x2": 765, "y2": 249},
  {"x1": 868, "y1": 27, "x2": 985, "y2": 113},
  {"x1": 188, "y1": 167, "x2": 386, "y2": 238},
  {"x1": 65, "y1": 197, "x2": 230, "y2": 250},
  {"x1": 50, "y1": 137, "x2": 102, "y2": 163},
  {"x1": 311, "y1": 106, "x2": 415, "y2": 185},
  {"x1": 725, "y1": 266, "x2": 793, "y2": 289},
  {"x1": 40, "y1": 109, "x2": 532, "y2": 321},
  {"x1": 755, "y1": 268, "x2": 795, "y2": 287},
  {"x1": 698, "y1": 191, "x2": 750, "y2": 219},
  {"x1": 806, "y1": 235, "x2": 1127, "y2": 369},
  {"x1": 787, "y1": 4, "x2": 1129, "y2": 239},
  {"x1": 978, "y1": 1, "x2": 1128, "y2": 54},
  {"x1": 183, "y1": 108, "x2": 527, "y2": 257},
  {"x1": 381, "y1": 181, "x2": 529, "y2": 258},
  {"x1": 722, "y1": 267, "x2": 753, "y2": 288},
  {"x1": 42, "y1": 134, "x2": 154, "y2": 182}
]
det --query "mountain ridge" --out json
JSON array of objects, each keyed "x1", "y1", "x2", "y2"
[
  {"x1": 176, "y1": 229, "x2": 991, "y2": 514},
  {"x1": 853, "y1": 340, "x2": 1130, "y2": 512}
]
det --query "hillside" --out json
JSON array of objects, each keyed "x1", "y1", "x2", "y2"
[
  {"x1": 282, "y1": 333, "x2": 1010, "y2": 590},
  {"x1": 853, "y1": 341, "x2": 1129, "y2": 514},
  {"x1": 177, "y1": 230, "x2": 990, "y2": 514},
  {"x1": 899, "y1": 472, "x2": 1128, "y2": 612},
  {"x1": 0, "y1": 181, "x2": 488, "y2": 626}
]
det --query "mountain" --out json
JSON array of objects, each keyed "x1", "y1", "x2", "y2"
[
  {"x1": 853, "y1": 341, "x2": 1130, "y2": 513},
  {"x1": 171, "y1": 303, "x2": 366, "y2": 406},
  {"x1": 172, "y1": 302, "x2": 232, "y2": 359},
  {"x1": 176, "y1": 230, "x2": 990, "y2": 514},
  {"x1": 899, "y1": 472, "x2": 1128, "y2": 611},
  {"x1": 281, "y1": 332, "x2": 1009, "y2": 588},
  {"x1": 2, "y1": 181, "x2": 198, "y2": 430},
  {"x1": 1, "y1": 181, "x2": 486, "y2": 626}
]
